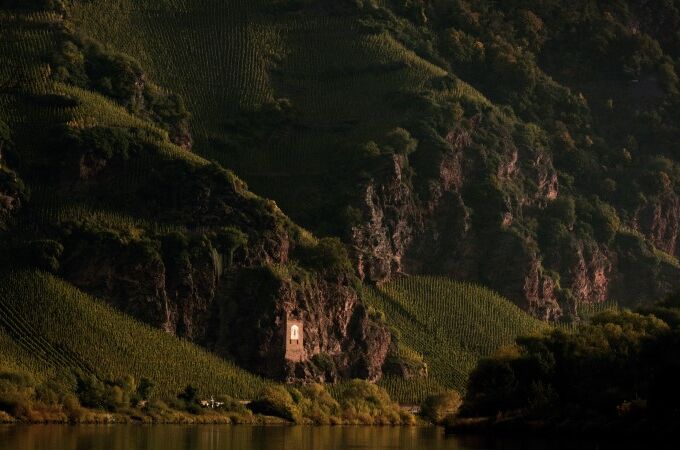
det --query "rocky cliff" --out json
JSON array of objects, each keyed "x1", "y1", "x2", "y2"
[
  {"x1": 338, "y1": 0, "x2": 680, "y2": 321},
  {"x1": 52, "y1": 152, "x2": 391, "y2": 382},
  {"x1": 350, "y1": 104, "x2": 680, "y2": 320},
  {"x1": 0, "y1": 7, "x2": 390, "y2": 383}
]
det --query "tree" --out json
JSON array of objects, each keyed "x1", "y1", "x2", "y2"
[
  {"x1": 178, "y1": 384, "x2": 199, "y2": 405},
  {"x1": 137, "y1": 377, "x2": 154, "y2": 401},
  {"x1": 384, "y1": 128, "x2": 418, "y2": 156},
  {"x1": 421, "y1": 391, "x2": 462, "y2": 423}
]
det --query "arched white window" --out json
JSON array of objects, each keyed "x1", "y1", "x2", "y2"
[{"x1": 290, "y1": 325, "x2": 299, "y2": 340}]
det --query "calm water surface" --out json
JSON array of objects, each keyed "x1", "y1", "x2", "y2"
[{"x1": 0, "y1": 425, "x2": 646, "y2": 450}]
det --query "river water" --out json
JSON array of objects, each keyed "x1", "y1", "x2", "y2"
[{"x1": 0, "y1": 425, "x2": 644, "y2": 450}]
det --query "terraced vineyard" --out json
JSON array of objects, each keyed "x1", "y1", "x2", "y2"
[
  {"x1": 365, "y1": 276, "x2": 547, "y2": 403},
  {"x1": 69, "y1": 0, "x2": 483, "y2": 229},
  {"x1": 0, "y1": 271, "x2": 269, "y2": 399}
]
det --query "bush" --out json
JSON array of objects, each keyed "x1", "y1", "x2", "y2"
[
  {"x1": 75, "y1": 373, "x2": 132, "y2": 411},
  {"x1": 213, "y1": 226, "x2": 248, "y2": 265},
  {"x1": 335, "y1": 380, "x2": 410, "y2": 425},
  {"x1": 383, "y1": 128, "x2": 418, "y2": 156},
  {"x1": 249, "y1": 386, "x2": 301, "y2": 423},
  {"x1": 62, "y1": 126, "x2": 142, "y2": 162},
  {"x1": 23, "y1": 240, "x2": 64, "y2": 273},
  {"x1": 295, "y1": 383, "x2": 341, "y2": 424},
  {"x1": 421, "y1": 391, "x2": 463, "y2": 423},
  {"x1": 136, "y1": 378, "x2": 154, "y2": 402},
  {"x1": 296, "y1": 237, "x2": 353, "y2": 273},
  {"x1": 177, "y1": 385, "x2": 199, "y2": 405}
]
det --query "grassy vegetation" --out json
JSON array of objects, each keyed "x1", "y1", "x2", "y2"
[
  {"x1": 0, "y1": 273, "x2": 416, "y2": 424},
  {"x1": 67, "y1": 0, "x2": 680, "y2": 318},
  {"x1": 4, "y1": 1, "x2": 680, "y2": 431},
  {"x1": 364, "y1": 276, "x2": 547, "y2": 403},
  {"x1": 67, "y1": 0, "x2": 479, "y2": 235},
  {"x1": 0, "y1": 270, "x2": 269, "y2": 399}
]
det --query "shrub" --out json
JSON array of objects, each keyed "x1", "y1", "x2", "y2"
[
  {"x1": 177, "y1": 385, "x2": 199, "y2": 405},
  {"x1": 136, "y1": 378, "x2": 154, "y2": 402},
  {"x1": 249, "y1": 386, "x2": 301, "y2": 423},
  {"x1": 462, "y1": 307, "x2": 680, "y2": 421},
  {"x1": 62, "y1": 394, "x2": 84, "y2": 421},
  {"x1": 24, "y1": 240, "x2": 64, "y2": 273},
  {"x1": 0, "y1": 370, "x2": 36, "y2": 418},
  {"x1": 214, "y1": 395, "x2": 249, "y2": 415},
  {"x1": 361, "y1": 141, "x2": 381, "y2": 158},
  {"x1": 335, "y1": 380, "x2": 409, "y2": 425},
  {"x1": 296, "y1": 237, "x2": 353, "y2": 273},
  {"x1": 297, "y1": 383, "x2": 341, "y2": 424},
  {"x1": 213, "y1": 227, "x2": 248, "y2": 265},
  {"x1": 383, "y1": 128, "x2": 418, "y2": 156},
  {"x1": 62, "y1": 126, "x2": 141, "y2": 162},
  {"x1": 421, "y1": 391, "x2": 463, "y2": 423}
]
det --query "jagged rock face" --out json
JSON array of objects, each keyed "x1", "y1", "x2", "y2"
[
  {"x1": 59, "y1": 236, "x2": 173, "y2": 332},
  {"x1": 56, "y1": 154, "x2": 390, "y2": 382},
  {"x1": 352, "y1": 118, "x2": 572, "y2": 319},
  {"x1": 352, "y1": 154, "x2": 422, "y2": 281},
  {"x1": 522, "y1": 260, "x2": 561, "y2": 321},
  {"x1": 168, "y1": 120, "x2": 194, "y2": 150},
  {"x1": 568, "y1": 245, "x2": 611, "y2": 305},
  {"x1": 349, "y1": 114, "x2": 678, "y2": 321},
  {"x1": 634, "y1": 193, "x2": 680, "y2": 258},
  {"x1": 60, "y1": 233, "x2": 389, "y2": 381},
  {"x1": 223, "y1": 269, "x2": 390, "y2": 382}
]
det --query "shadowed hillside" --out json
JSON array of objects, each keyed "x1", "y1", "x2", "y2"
[{"x1": 70, "y1": 0, "x2": 680, "y2": 320}]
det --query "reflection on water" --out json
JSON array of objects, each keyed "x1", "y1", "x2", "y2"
[{"x1": 0, "y1": 425, "x2": 641, "y2": 450}]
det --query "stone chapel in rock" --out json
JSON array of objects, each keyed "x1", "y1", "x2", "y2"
[{"x1": 284, "y1": 317, "x2": 305, "y2": 362}]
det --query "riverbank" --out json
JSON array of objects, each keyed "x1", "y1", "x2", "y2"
[
  {"x1": 0, "y1": 409, "x2": 425, "y2": 426},
  {"x1": 0, "y1": 407, "x2": 289, "y2": 425},
  {"x1": 0, "y1": 403, "x2": 422, "y2": 426}
]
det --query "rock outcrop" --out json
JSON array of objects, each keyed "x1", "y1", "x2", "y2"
[
  {"x1": 352, "y1": 154, "x2": 422, "y2": 282},
  {"x1": 349, "y1": 110, "x2": 679, "y2": 321},
  {"x1": 0, "y1": 130, "x2": 25, "y2": 231},
  {"x1": 634, "y1": 193, "x2": 680, "y2": 259},
  {"x1": 56, "y1": 151, "x2": 390, "y2": 382},
  {"x1": 224, "y1": 268, "x2": 390, "y2": 381}
]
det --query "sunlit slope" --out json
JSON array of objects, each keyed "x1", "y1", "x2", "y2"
[
  {"x1": 365, "y1": 276, "x2": 547, "y2": 401},
  {"x1": 69, "y1": 0, "x2": 484, "y2": 228},
  {"x1": 70, "y1": 0, "x2": 278, "y2": 138},
  {"x1": 0, "y1": 271, "x2": 268, "y2": 398},
  {"x1": 0, "y1": 7, "x2": 208, "y2": 238}
]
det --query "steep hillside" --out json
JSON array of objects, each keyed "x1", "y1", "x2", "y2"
[
  {"x1": 0, "y1": 270, "x2": 268, "y2": 398},
  {"x1": 3, "y1": 0, "x2": 680, "y2": 407},
  {"x1": 68, "y1": 0, "x2": 680, "y2": 320},
  {"x1": 364, "y1": 276, "x2": 546, "y2": 403},
  {"x1": 0, "y1": 1, "x2": 389, "y2": 383}
]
